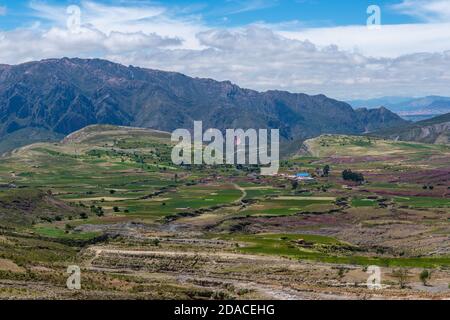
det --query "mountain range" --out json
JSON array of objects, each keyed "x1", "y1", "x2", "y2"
[
  {"x1": 0, "y1": 58, "x2": 408, "y2": 154},
  {"x1": 349, "y1": 96, "x2": 450, "y2": 122},
  {"x1": 369, "y1": 112, "x2": 450, "y2": 145}
]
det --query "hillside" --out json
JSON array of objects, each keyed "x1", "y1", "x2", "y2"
[
  {"x1": 368, "y1": 113, "x2": 450, "y2": 145},
  {"x1": 0, "y1": 189, "x2": 86, "y2": 226},
  {"x1": 355, "y1": 107, "x2": 408, "y2": 132},
  {"x1": 0, "y1": 58, "x2": 407, "y2": 153},
  {"x1": 349, "y1": 96, "x2": 450, "y2": 121}
]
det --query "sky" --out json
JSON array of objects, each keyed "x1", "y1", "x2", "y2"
[{"x1": 1, "y1": 0, "x2": 450, "y2": 99}]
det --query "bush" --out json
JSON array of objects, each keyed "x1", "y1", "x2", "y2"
[
  {"x1": 419, "y1": 269, "x2": 431, "y2": 286},
  {"x1": 79, "y1": 212, "x2": 88, "y2": 220},
  {"x1": 392, "y1": 269, "x2": 410, "y2": 289},
  {"x1": 342, "y1": 169, "x2": 365, "y2": 183},
  {"x1": 323, "y1": 165, "x2": 330, "y2": 177}
]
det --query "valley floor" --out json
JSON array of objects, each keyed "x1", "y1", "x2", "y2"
[{"x1": 0, "y1": 127, "x2": 449, "y2": 300}]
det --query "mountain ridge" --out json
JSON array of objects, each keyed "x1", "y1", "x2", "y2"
[
  {"x1": 368, "y1": 113, "x2": 450, "y2": 145},
  {"x1": 349, "y1": 96, "x2": 450, "y2": 121},
  {"x1": 0, "y1": 57, "x2": 407, "y2": 153}
]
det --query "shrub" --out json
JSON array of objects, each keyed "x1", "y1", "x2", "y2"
[
  {"x1": 342, "y1": 169, "x2": 365, "y2": 183},
  {"x1": 392, "y1": 269, "x2": 410, "y2": 289},
  {"x1": 419, "y1": 269, "x2": 431, "y2": 286},
  {"x1": 79, "y1": 212, "x2": 88, "y2": 219}
]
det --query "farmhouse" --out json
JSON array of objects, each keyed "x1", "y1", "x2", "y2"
[{"x1": 295, "y1": 172, "x2": 315, "y2": 182}]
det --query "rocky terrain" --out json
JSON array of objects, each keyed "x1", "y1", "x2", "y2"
[
  {"x1": 370, "y1": 113, "x2": 450, "y2": 145},
  {"x1": 0, "y1": 58, "x2": 407, "y2": 153}
]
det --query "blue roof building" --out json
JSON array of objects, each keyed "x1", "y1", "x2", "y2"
[{"x1": 296, "y1": 172, "x2": 311, "y2": 178}]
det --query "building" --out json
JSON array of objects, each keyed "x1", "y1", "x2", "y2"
[{"x1": 295, "y1": 172, "x2": 315, "y2": 181}]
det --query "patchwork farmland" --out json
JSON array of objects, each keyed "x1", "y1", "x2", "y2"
[{"x1": 0, "y1": 126, "x2": 449, "y2": 299}]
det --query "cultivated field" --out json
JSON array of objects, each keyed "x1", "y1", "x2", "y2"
[{"x1": 0, "y1": 126, "x2": 449, "y2": 299}]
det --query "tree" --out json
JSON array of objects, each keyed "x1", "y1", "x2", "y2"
[
  {"x1": 113, "y1": 206, "x2": 120, "y2": 212},
  {"x1": 342, "y1": 169, "x2": 365, "y2": 184},
  {"x1": 392, "y1": 269, "x2": 410, "y2": 289},
  {"x1": 90, "y1": 205, "x2": 104, "y2": 216},
  {"x1": 110, "y1": 189, "x2": 116, "y2": 194},
  {"x1": 291, "y1": 180, "x2": 299, "y2": 190},
  {"x1": 419, "y1": 269, "x2": 431, "y2": 286},
  {"x1": 323, "y1": 165, "x2": 330, "y2": 177},
  {"x1": 79, "y1": 212, "x2": 88, "y2": 220}
]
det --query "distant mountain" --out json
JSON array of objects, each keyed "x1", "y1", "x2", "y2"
[
  {"x1": 0, "y1": 58, "x2": 407, "y2": 153},
  {"x1": 369, "y1": 113, "x2": 450, "y2": 145},
  {"x1": 348, "y1": 96, "x2": 412, "y2": 109},
  {"x1": 349, "y1": 96, "x2": 450, "y2": 121},
  {"x1": 355, "y1": 107, "x2": 408, "y2": 133}
]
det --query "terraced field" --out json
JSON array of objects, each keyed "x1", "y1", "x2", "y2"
[{"x1": 0, "y1": 127, "x2": 449, "y2": 299}]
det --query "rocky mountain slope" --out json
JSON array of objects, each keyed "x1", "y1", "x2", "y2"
[
  {"x1": 0, "y1": 58, "x2": 407, "y2": 153},
  {"x1": 355, "y1": 107, "x2": 407, "y2": 133},
  {"x1": 369, "y1": 113, "x2": 450, "y2": 145}
]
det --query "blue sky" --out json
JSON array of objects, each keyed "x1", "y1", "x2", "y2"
[
  {"x1": 0, "y1": 0, "x2": 423, "y2": 30},
  {"x1": 1, "y1": 0, "x2": 450, "y2": 99}
]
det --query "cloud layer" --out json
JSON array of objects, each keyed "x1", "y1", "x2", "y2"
[
  {"x1": 1, "y1": 1, "x2": 450, "y2": 100},
  {"x1": 107, "y1": 27, "x2": 450, "y2": 100}
]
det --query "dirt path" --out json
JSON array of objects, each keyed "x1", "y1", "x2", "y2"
[
  {"x1": 233, "y1": 183, "x2": 247, "y2": 203},
  {"x1": 86, "y1": 247, "x2": 280, "y2": 262}
]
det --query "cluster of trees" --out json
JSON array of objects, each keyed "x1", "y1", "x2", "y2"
[
  {"x1": 342, "y1": 169, "x2": 365, "y2": 184},
  {"x1": 90, "y1": 205, "x2": 104, "y2": 217},
  {"x1": 391, "y1": 269, "x2": 432, "y2": 288}
]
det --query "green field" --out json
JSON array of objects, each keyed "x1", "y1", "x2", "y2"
[
  {"x1": 219, "y1": 233, "x2": 450, "y2": 268},
  {"x1": 1, "y1": 127, "x2": 450, "y2": 299}
]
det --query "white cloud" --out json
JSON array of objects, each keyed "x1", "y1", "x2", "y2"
[
  {"x1": 105, "y1": 27, "x2": 450, "y2": 100},
  {"x1": 0, "y1": 6, "x2": 6, "y2": 16},
  {"x1": 279, "y1": 22, "x2": 450, "y2": 58},
  {"x1": 223, "y1": 0, "x2": 278, "y2": 14},
  {"x1": 29, "y1": 0, "x2": 206, "y2": 49},
  {"x1": 0, "y1": 26, "x2": 180, "y2": 63},
  {"x1": 392, "y1": 0, "x2": 450, "y2": 22}
]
